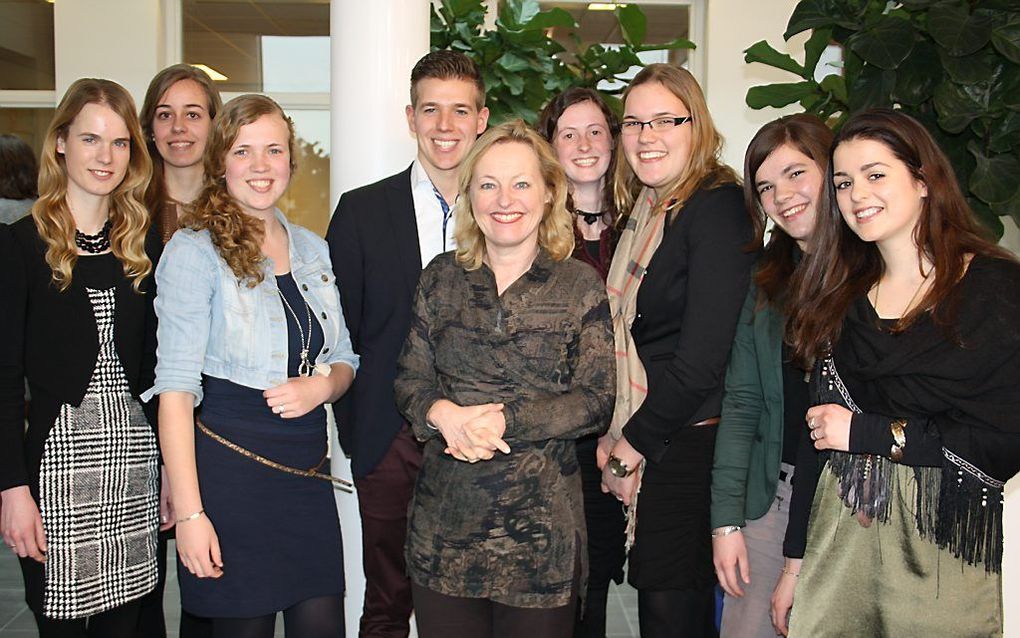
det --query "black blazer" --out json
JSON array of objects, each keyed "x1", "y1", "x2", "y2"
[
  {"x1": 622, "y1": 184, "x2": 757, "y2": 464},
  {"x1": 0, "y1": 216, "x2": 161, "y2": 492},
  {"x1": 327, "y1": 167, "x2": 422, "y2": 479}
]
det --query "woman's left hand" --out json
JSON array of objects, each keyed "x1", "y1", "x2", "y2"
[
  {"x1": 805, "y1": 404, "x2": 852, "y2": 451},
  {"x1": 601, "y1": 436, "x2": 643, "y2": 506},
  {"x1": 264, "y1": 376, "x2": 332, "y2": 419}
]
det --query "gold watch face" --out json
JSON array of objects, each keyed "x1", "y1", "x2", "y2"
[{"x1": 609, "y1": 457, "x2": 629, "y2": 478}]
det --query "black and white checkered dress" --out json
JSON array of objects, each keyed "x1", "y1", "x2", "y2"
[{"x1": 36, "y1": 287, "x2": 159, "y2": 619}]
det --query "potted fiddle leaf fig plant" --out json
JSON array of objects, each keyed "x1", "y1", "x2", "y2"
[{"x1": 743, "y1": 0, "x2": 1020, "y2": 239}]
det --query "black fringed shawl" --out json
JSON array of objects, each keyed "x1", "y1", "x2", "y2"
[{"x1": 827, "y1": 254, "x2": 1020, "y2": 572}]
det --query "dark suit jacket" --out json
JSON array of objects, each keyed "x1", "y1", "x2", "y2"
[
  {"x1": 622, "y1": 184, "x2": 757, "y2": 464},
  {"x1": 327, "y1": 166, "x2": 422, "y2": 478}
]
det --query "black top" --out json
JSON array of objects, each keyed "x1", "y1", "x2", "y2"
[
  {"x1": 622, "y1": 185, "x2": 757, "y2": 463},
  {"x1": 0, "y1": 216, "x2": 161, "y2": 493},
  {"x1": 783, "y1": 254, "x2": 1020, "y2": 559},
  {"x1": 780, "y1": 342, "x2": 809, "y2": 466}
]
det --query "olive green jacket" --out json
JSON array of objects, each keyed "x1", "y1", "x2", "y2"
[{"x1": 710, "y1": 281, "x2": 787, "y2": 529}]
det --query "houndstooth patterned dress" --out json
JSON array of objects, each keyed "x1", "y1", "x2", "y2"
[{"x1": 36, "y1": 287, "x2": 159, "y2": 619}]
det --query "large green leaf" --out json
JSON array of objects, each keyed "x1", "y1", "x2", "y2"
[
  {"x1": 991, "y1": 20, "x2": 1020, "y2": 64},
  {"x1": 938, "y1": 46, "x2": 1000, "y2": 85},
  {"x1": 990, "y1": 187, "x2": 1020, "y2": 232},
  {"x1": 819, "y1": 74, "x2": 849, "y2": 104},
  {"x1": 617, "y1": 4, "x2": 647, "y2": 47},
  {"x1": 848, "y1": 16, "x2": 915, "y2": 70},
  {"x1": 496, "y1": 51, "x2": 531, "y2": 73},
  {"x1": 744, "y1": 40, "x2": 805, "y2": 77},
  {"x1": 746, "y1": 81, "x2": 818, "y2": 109},
  {"x1": 968, "y1": 141, "x2": 1020, "y2": 204},
  {"x1": 785, "y1": 0, "x2": 835, "y2": 39},
  {"x1": 991, "y1": 63, "x2": 1020, "y2": 111},
  {"x1": 970, "y1": 197, "x2": 1006, "y2": 240},
  {"x1": 989, "y1": 111, "x2": 1020, "y2": 152},
  {"x1": 934, "y1": 80, "x2": 986, "y2": 132},
  {"x1": 892, "y1": 40, "x2": 940, "y2": 105},
  {"x1": 499, "y1": 0, "x2": 540, "y2": 30},
  {"x1": 847, "y1": 66, "x2": 895, "y2": 111},
  {"x1": 804, "y1": 27, "x2": 834, "y2": 79},
  {"x1": 523, "y1": 7, "x2": 575, "y2": 30},
  {"x1": 927, "y1": 4, "x2": 994, "y2": 57},
  {"x1": 636, "y1": 37, "x2": 696, "y2": 53}
]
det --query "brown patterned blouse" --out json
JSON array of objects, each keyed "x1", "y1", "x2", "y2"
[{"x1": 394, "y1": 250, "x2": 616, "y2": 608}]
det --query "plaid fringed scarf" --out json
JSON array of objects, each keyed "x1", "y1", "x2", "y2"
[{"x1": 605, "y1": 188, "x2": 667, "y2": 549}]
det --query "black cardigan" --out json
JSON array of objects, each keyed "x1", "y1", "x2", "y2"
[
  {"x1": 0, "y1": 216, "x2": 161, "y2": 493},
  {"x1": 622, "y1": 184, "x2": 757, "y2": 463}
]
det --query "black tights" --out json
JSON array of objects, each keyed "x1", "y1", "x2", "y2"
[
  {"x1": 35, "y1": 600, "x2": 141, "y2": 638},
  {"x1": 574, "y1": 585, "x2": 609, "y2": 638},
  {"x1": 638, "y1": 587, "x2": 717, "y2": 638},
  {"x1": 211, "y1": 595, "x2": 344, "y2": 638}
]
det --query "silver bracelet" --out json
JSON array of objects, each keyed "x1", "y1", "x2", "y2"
[{"x1": 711, "y1": 525, "x2": 743, "y2": 538}]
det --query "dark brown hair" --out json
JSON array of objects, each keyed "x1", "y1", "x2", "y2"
[
  {"x1": 743, "y1": 114, "x2": 832, "y2": 306},
  {"x1": 614, "y1": 64, "x2": 739, "y2": 214},
  {"x1": 410, "y1": 50, "x2": 486, "y2": 110},
  {"x1": 537, "y1": 87, "x2": 620, "y2": 224},
  {"x1": 0, "y1": 134, "x2": 38, "y2": 200},
  {"x1": 181, "y1": 94, "x2": 296, "y2": 287},
  {"x1": 140, "y1": 64, "x2": 223, "y2": 225},
  {"x1": 787, "y1": 108, "x2": 1016, "y2": 365}
]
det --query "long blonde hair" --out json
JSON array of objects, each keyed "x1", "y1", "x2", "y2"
[
  {"x1": 181, "y1": 94, "x2": 297, "y2": 287},
  {"x1": 33, "y1": 78, "x2": 152, "y2": 291},
  {"x1": 453, "y1": 120, "x2": 572, "y2": 270},
  {"x1": 614, "y1": 64, "x2": 738, "y2": 214}
]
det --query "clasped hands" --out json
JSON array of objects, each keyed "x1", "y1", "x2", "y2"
[
  {"x1": 427, "y1": 399, "x2": 511, "y2": 463},
  {"x1": 599, "y1": 434, "x2": 643, "y2": 506}
]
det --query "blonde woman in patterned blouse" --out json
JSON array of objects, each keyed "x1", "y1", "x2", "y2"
[{"x1": 394, "y1": 120, "x2": 616, "y2": 637}]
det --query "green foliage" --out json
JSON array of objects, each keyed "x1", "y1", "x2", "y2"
[
  {"x1": 431, "y1": 0, "x2": 695, "y2": 125},
  {"x1": 744, "y1": 0, "x2": 1020, "y2": 239}
]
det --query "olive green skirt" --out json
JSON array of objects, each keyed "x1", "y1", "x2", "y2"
[{"x1": 789, "y1": 461, "x2": 1002, "y2": 637}]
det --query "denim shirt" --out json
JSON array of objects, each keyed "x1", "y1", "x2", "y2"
[{"x1": 142, "y1": 210, "x2": 359, "y2": 405}]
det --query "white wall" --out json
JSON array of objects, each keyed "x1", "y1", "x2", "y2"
[{"x1": 704, "y1": 3, "x2": 1018, "y2": 635}]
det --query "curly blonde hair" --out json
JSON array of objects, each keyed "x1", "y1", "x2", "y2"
[
  {"x1": 453, "y1": 120, "x2": 572, "y2": 270},
  {"x1": 181, "y1": 94, "x2": 297, "y2": 286},
  {"x1": 33, "y1": 78, "x2": 152, "y2": 291},
  {"x1": 614, "y1": 64, "x2": 739, "y2": 214}
]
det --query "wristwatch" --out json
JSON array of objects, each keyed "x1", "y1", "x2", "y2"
[{"x1": 607, "y1": 454, "x2": 634, "y2": 478}]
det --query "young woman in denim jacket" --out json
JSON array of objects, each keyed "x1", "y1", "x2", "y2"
[{"x1": 143, "y1": 94, "x2": 358, "y2": 638}]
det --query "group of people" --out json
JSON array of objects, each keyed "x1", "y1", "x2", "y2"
[{"x1": 0, "y1": 46, "x2": 1016, "y2": 638}]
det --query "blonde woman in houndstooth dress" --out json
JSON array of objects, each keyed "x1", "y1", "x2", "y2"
[{"x1": 0, "y1": 78, "x2": 162, "y2": 637}]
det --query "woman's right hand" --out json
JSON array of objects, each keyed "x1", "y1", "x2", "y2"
[
  {"x1": 712, "y1": 528, "x2": 749, "y2": 597},
  {"x1": 0, "y1": 486, "x2": 46, "y2": 563},
  {"x1": 771, "y1": 557, "x2": 801, "y2": 636},
  {"x1": 427, "y1": 400, "x2": 507, "y2": 462},
  {"x1": 175, "y1": 513, "x2": 223, "y2": 579}
]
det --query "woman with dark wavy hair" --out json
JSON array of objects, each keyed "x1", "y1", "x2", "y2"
[
  {"x1": 144, "y1": 94, "x2": 359, "y2": 637},
  {"x1": 537, "y1": 87, "x2": 625, "y2": 638},
  {"x1": 782, "y1": 108, "x2": 1020, "y2": 636},
  {"x1": 0, "y1": 78, "x2": 160, "y2": 637}
]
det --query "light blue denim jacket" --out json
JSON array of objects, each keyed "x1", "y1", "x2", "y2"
[{"x1": 142, "y1": 209, "x2": 359, "y2": 405}]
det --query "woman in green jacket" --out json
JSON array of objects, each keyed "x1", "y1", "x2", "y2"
[{"x1": 709, "y1": 114, "x2": 832, "y2": 638}]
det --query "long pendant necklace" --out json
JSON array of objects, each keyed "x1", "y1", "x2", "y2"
[
  {"x1": 75, "y1": 220, "x2": 112, "y2": 253},
  {"x1": 277, "y1": 287, "x2": 314, "y2": 377}
]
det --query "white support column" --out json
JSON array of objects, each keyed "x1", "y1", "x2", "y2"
[
  {"x1": 329, "y1": 3, "x2": 429, "y2": 637},
  {"x1": 53, "y1": 0, "x2": 163, "y2": 106}
]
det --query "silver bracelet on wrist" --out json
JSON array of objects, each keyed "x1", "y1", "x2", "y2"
[{"x1": 711, "y1": 525, "x2": 743, "y2": 538}]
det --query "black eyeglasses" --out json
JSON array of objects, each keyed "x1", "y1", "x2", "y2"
[{"x1": 619, "y1": 116, "x2": 694, "y2": 135}]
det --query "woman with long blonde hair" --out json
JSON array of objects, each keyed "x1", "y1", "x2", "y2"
[
  {"x1": 600, "y1": 64, "x2": 756, "y2": 636},
  {"x1": 0, "y1": 78, "x2": 161, "y2": 637}
]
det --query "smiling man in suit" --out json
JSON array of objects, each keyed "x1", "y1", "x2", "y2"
[{"x1": 326, "y1": 50, "x2": 489, "y2": 637}]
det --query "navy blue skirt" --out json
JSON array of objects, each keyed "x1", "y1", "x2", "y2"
[{"x1": 179, "y1": 377, "x2": 344, "y2": 618}]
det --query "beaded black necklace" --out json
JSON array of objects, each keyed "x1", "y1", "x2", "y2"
[{"x1": 75, "y1": 220, "x2": 112, "y2": 254}]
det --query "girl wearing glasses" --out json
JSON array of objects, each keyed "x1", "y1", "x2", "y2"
[
  {"x1": 537, "y1": 88, "x2": 625, "y2": 638},
  {"x1": 600, "y1": 63, "x2": 756, "y2": 637}
]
